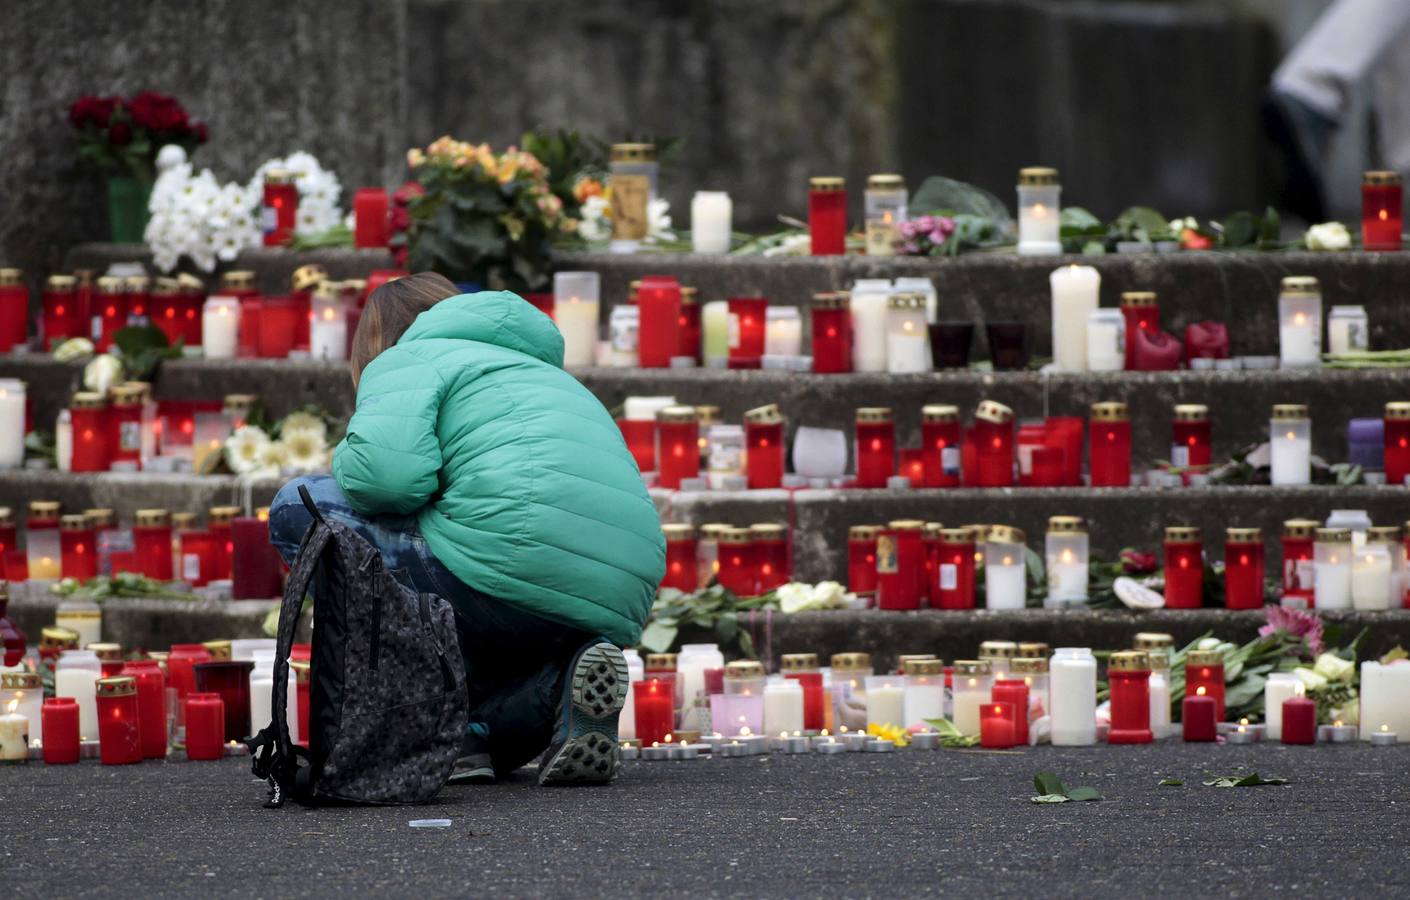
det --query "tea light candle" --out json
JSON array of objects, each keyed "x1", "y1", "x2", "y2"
[
  {"x1": 864, "y1": 676, "x2": 905, "y2": 729},
  {"x1": 1370, "y1": 725, "x2": 1399, "y2": 747},
  {"x1": 691, "y1": 191, "x2": 733, "y2": 254},
  {"x1": 641, "y1": 742, "x2": 671, "y2": 761},
  {"x1": 0, "y1": 699, "x2": 27, "y2": 763},
  {"x1": 1085, "y1": 308, "x2": 1125, "y2": 372},
  {"x1": 1277, "y1": 277, "x2": 1322, "y2": 369},
  {"x1": 1359, "y1": 661, "x2": 1410, "y2": 740},
  {"x1": 1016, "y1": 167, "x2": 1061, "y2": 255},
  {"x1": 718, "y1": 740, "x2": 748, "y2": 758},
  {"x1": 1319, "y1": 721, "x2": 1356, "y2": 743},
  {"x1": 553, "y1": 271, "x2": 601, "y2": 368},
  {"x1": 815, "y1": 735, "x2": 848, "y2": 754},
  {"x1": 201, "y1": 297, "x2": 241, "y2": 359},
  {"x1": 910, "y1": 731, "x2": 941, "y2": 751},
  {"x1": 619, "y1": 741, "x2": 640, "y2": 760},
  {"x1": 864, "y1": 737, "x2": 896, "y2": 752},
  {"x1": 668, "y1": 741, "x2": 702, "y2": 760},
  {"x1": 1225, "y1": 726, "x2": 1256, "y2": 744},
  {"x1": 1315, "y1": 528, "x2": 1353, "y2": 610},
  {"x1": 1049, "y1": 265, "x2": 1100, "y2": 371},
  {"x1": 849, "y1": 279, "x2": 891, "y2": 373},
  {"x1": 984, "y1": 526, "x2": 1027, "y2": 610},
  {"x1": 782, "y1": 734, "x2": 811, "y2": 754},
  {"x1": 1270, "y1": 405, "x2": 1311, "y2": 486}
]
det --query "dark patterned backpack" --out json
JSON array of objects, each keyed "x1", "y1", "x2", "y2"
[{"x1": 247, "y1": 485, "x2": 468, "y2": 806}]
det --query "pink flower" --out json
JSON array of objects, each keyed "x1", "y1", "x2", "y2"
[
  {"x1": 915, "y1": 215, "x2": 936, "y2": 233},
  {"x1": 1120, "y1": 549, "x2": 1158, "y2": 574},
  {"x1": 1260, "y1": 606, "x2": 1324, "y2": 656},
  {"x1": 897, "y1": 220, "x2": 918, "y2": 240}
]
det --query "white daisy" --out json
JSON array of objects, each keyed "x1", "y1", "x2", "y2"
[{"x1": 225, "y1": 425, "x2": 272, "y2": 474}]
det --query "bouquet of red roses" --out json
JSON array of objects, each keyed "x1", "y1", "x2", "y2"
[{"x1": 68, "y1": 91, "x2": 207, "y2": 181}]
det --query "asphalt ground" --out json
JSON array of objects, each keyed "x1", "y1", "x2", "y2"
[{"x1": 4, "y1": 742, "x2": 1408, "y2": 899}]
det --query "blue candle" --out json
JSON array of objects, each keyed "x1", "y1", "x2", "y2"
[{"x1": 1348, "y1": 418, "x2": 1384, "y2": 471}]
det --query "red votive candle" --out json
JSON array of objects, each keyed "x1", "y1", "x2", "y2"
[
  {"x1": 633, "y1": 679, "x2": 674, "y2": 747},
  {"x1": 95, "y1": 676, "x2": 142, "y2": 765},
  {"x1": 876, "y1": 520, "x2": 924, "y2": 611},
  {"x1": 991, "y1": 678, "x2": 1031, "y2": 745},
  {"x1": 1016, "y1": 421, "x2": 1047, "y2": 487},
  {"x1": 972, "y1": 401, "x2": 1015, "y2": 488},
  {"x1": 1280, "y1": 696, "x2": 1317, "y2": 745},
  {"x1": 1120, "y1": 291, "x2": 1158, "y2": 368},
  {"x1": 108, "y1": 385, "x2": 145, "y2": 469},
  {"x1": 1171, "y1": 404, "x2": 1212, "y2": 473},
  {"x1": 702, "y1": 667, "x2": 725, "y2": 698},
  {"x1": 751, "y1": 524, "x2": 789, "y2": 593},
  {"x1": 0, "y1": 268, "x2": 27, "y2": 350},
  {"x1": 922, "y1": 523, "x2": 941, "y2": 605},
  {"x1": 150, "y1": 279, "x2": 184, "y2": 347},
  {"x1": 120, "y1": 660, "x2": 167, "y2": 759},
  {"x1": 716, "y1": 529, "x2": 757, "y2": 597},
  {"x1": 921, "y1": 405, "x2": 961, "y2": 487},
  {"x1": 854, "y1": 407, "x2": 896, "y2": 488},
  {"x1": 979, "y1": 701, "x2": 1017, "y2": 749},
  {"x1": 195, "y1": 660, "x2": 254, "y2": 742},
  {"x1": 811, "y1": 292, "x2": 852, "y2": 373},
  {"x1": 935, "y1": 528, "x2": 977, "y2": 610},
  {"x1": 617, "y1": 419, "x2": 657, "y2": 475},
  {"x1": 1129, "y1": 326, "x2": 1183, "y2": 371},
  {"x1": 1362, "y1": 170, "x2": 1403, "y2": 251},
  {"x1": 42, "y1": 697, "x2": 81, "y2": 764},
  {"x1": 179, "y1": 529, "x2": 214, "y2": 587},
  {"x1": 59, "y1": 514, "x2": 97, "y2": 581},
  {"x1": 353, "y1": 187, "x2": 391, "y2": 248},
  {"x1": 1106, "y1": 651, "x2": 1152, "y2": 744},
  {"x1": 90, "y1": 644, "x2": 125, "y2": 678},
  {"x1": 262, "y1": 168, "x2": 298, "y2": 246},
  {"x1": 1184, "y1": 321, "x2": 1229, "y2": 360},
  {"x1": 808, "y1": 176, "x2": 847, "y2": 256},
  {"x1": 1184, "y1": 651, "x2": 1226, "y2": 722},
  {"x1": 1029, "y1": 447, "x2": 1065, "y2": 488},
  {"x1": 184, "y1": 693, "x2": 225, "y2": 761},
  {"x1": 1223, "y1": 527, "x2": 1265, "y2": 610},
  {"x1": 68, "y1": 392, "x2": 109, "y2": 473},
  {"x1": 744, "y1": 404, "x2": 785, "y2": 489},
  {"x1": 177, "y1": 273, "x2": 205, "y2": 347},
  {"x1": 660, "y1": 524, "x2": 698, "y2": 593},
  {"x1": 1163, "y1": 526, "x2": 1204, "y2": 609},
  {"x1": 257, "y1": 297, "x2": 299, "y2": 358},
  {"x1": 677, "y1": 286, "x2": 701, "y2": 361},
  {"x1": 92, "y1": 276, "x2": 127, "y2": 352},
  {"x1": 231, "y1": 514, "x2": 284, "y2": 600},
  {"x1": 42, "y1": 275, "x2": 81, "y2": 350},
  {"x1": 0, "y1": 511, "x2": 16, "y2": 577},
  {"x1": 132, "y1": 509, "x2": 173, "y2": 582},
  {"x1": 123, "y1": 275, "x2": 150, "y2": 320},
  {"x1": 1045, "y1": 416, "x2": 1084, "y2": 486},
  {"x1": 1088, "y1": 402, "x2": 1131, "y2": 487},
  {"x1": 1281, "y1": 519, "x2": 1317, "y2": 601},
  {"x1": 208, "y1": 506, "x2": 239, "y2": 582},
  {"x1": 848, "y1": 525, "x2": 881, "y2": 598},
  {"x1": 1181, "y1": 690, "x2": 1218, "y2": 742},
  {"x1": 655, "y1": 405, "x2": 700, "y2": 490},
  {"x1": 727, "y1": 296, "x2": 767, "y2": 369},
  {"x1": 784, "y1": 669, "x2": 826, "y2": 731},
  {"x1": 899, "y1": 448, "x2": 925, "y2": 487},
  {"x1": 637, "y1": 275, "x2": 682, "y2": 368},
  {"x1": 1385, "y1": 402, "x2": 1410, "y2": 486}
]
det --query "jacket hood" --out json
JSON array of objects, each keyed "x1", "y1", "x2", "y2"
[{"x1": 398, "y1": 291, "x2": 565, "y2": 367}]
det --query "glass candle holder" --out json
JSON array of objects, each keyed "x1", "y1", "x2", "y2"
[
  {"x1": 42, "y1": 274, "x2": 80, "y2": 351},
  {"x1": 1163, "y1": 526, "x2": 1204, "y2": 609},
  {"x1": 26, "y1": 501, "x2": 62, "y2": 581},
  {"x1": 59, "y1": 514, "x2": 97, "y2": 581},
  {"x1": 1050, "y1": 264, "x2": 1101, "y2": 371},
  {"x1": 120, "y1": 659, "x2": 167, "y2": 759},
  {"x1": 972, "y1": 400, "x2": 1015, "y2": 487},
  {"x1": 309, "y1": 284, "x2": 349, "y2": 362},
  {"x1": 751, "y1": 524, "x2": 789, "y2": 593},
  {"x1": 660, "y1": 524, "x2": 697, "y2": 593},
  {"x1": 979, "y1": 700, "x2": 1017, "y2": 748},
  {"x1": 94, "y1": 675, "x2": 141, "y2": 765},
  {"x1": 1270, "y1": 404, "x2": 1312, "y2": 486},
  {"x1": 863, "y1": 674, "x2": 905, "y2": 728},
  {"x1": 919, "y1": 404, "x2": 961, "y2": 488},
  {"x1": 690, "y1": 191, "x2": 732, "y2": 254},
  {"x1": 1119, "y1": 291, "x2": 1158, "y2": 369},
  {"x1": 876, "y1": 520, "x2": 924, "y2": 611},
  {"x1": 935, "y1": 528, "x2": 977, "y2": 610},
  {"x1": 701, "y1": 300, "x2": 729, "y2": 367},
  {"x1": 1011, "y1": 656, "x2": 1050, "y2": 717},
  {"x1": 654, "y1": 405, "x2": 700, "y2": 490},
  {"x1": 848, "y1": 279, "x2": 891, "y2": 373},
  {"x1": 727, "y1": 296, "x2": 767, "y2": 369},
  {"x1": 1171, "y1": 404, "x2": 1212, "y2": 472},
  {"x1": 984, "y1": 526, "x2": 1027, "y2": 610},
  {"x1": 723, "y1": 661, "x2": 767, "y2": 703},
  {"x1": 929, "y1": 321, "x2": 973, "y2": 369},
  {"x1": 1085, "y1": 308, "x2": 1125, "y2": 372},
  {"x1": 552, "y1": 271, "x2": 601, "y2": 368},
  {"x1": 706, "y1": 423, "x2": 746, "y2": 487},
  {"x1": 677, "y1": 286, "x2": 701, "y2": 362},
  {"x1": 184, "y1": 693, "x2": 225, "y2": 761},
  {"x1": 150, "y1": 278, "x2": 184, "y2": 347},
  {"x1": 133, "y1": 509, "x2": 173, "y2": 582},
  {"x1": 200, "y1": 296, "x2": 241, "y2": 359},
  {"x1": 992, "y1": 678, "x2": 1031, "y2": 745},
  {"x1": 68, "y1": 392, "x2": 109, "y2": 473},
  {"x1": 951, "y1": 660, "x2": 994, "y2": 735},
  {"x1": 854, "y1": 407, "x2": 896, "y2": 488},
  {"x1": 1384, "y1": 403, "x2": 1410, "y2": 486},
  {"x1": 900, "y1": 658, "x2": 945, "y2": 729},
  {"x1": 863, "y1": 174, "x2": 907, "y2": 257},
  {"x1": 885, "y1": 293, "x2": 930, "y2": 373},
  {"x1": 1352, "y1": 541, "x2": 1394, "y2": 610},
  {"x1": 195, "y1": 660, "x2": 255, "y2": 742},
  {"x1": 255, "y1": 297, "x2": 298, "y2": 359},
  {"x1": 1088, "y1": 401, "x2": 1131, "y2": 487},
  {"x1": 633, "y1": 679, "x2": 674, "y2": 747},
  {"x1": 608, "y1": 143, "x2": 657, "y2": 249},
  {"x1": 1370, "y1": 526, "x2": 1406, "y2": 607},
  {"x1": 179, "y1": 529, "x2": 213, "y2": 587},
  {"x1": 231, "y1": 515, "x2": 283, "y2": 600},
  {"x1": 1015, "y1": 420, "x2": 1048, "y2": 487},
  {"x1": 762, "y1": 680, "x2": 805, "y2": 736},
  {"x1": 107, "y1": 384, "x2": 144, "y2": 468},
  {"x1": 847, "y1": 525, "x2": 881, "y2": 598},
  {"x1": 810, "y1": 292, "x2": 852, "y2": 374},
  {"x1": 176, "y1": 273, "x2": 206, "y2": 347},
  {"x1": 985, "y1": 322, "x2": 1029, "y2": 370},
  {"x1": 716, "y1": 528, "x2": 757, "y2": 597},
  {"x1": 617, "y1": 418, "x2": 655, "y2": 473},
  {"x1": 1327, "y1": 305, "x2": 1369, "y2": 357},
  {"x1": 123, "y1": 274, "x2": 150, "y2": 320},
  {"x1": 744, "y1": 404, "x2": 785, "y2": 489},
  {"x1": 1281, "y1": 518, "x2": 1318, "y2": 600},
  {"x1": 92, "y1": 276, "x2": 127, "y2": 352},
  {"x1": 1016, "y1": 167, "x2": 1060, "y2": 255},
  {"x1": 1184, "y1": 650, "x2": 1226, "y2": 722},
  {"x1": 1223, "y1": 528, "x2": 1265, "y2": 610},
  {"x1": 1278, "y1": 277, "x2": 1322, "y2": 369},
  {"x1": 0, "y1": 379, "x2": 21, "y2": 471},
  {"x1": 0, "y1": 268, "x2": 27, "y2": 351},
  {"x1": 808, "y1": 176, "x2": 847, "y2": 255},
  {"x1": 764, "y1": 306, "x2": 803, "y2": 358},
  {"x1": 1049, "y1": 648, "x2": 1096, "y2": 746},
  {"x1": 637, "y1": 275, "x2": 681, "y2": 368},
  {"x1": 261, "y1": 168, "x2": 298, "y2": 245},
  {"x1": 1361, "y1": 170, "x2": 1403, "y2": 251},
  {"x1": 2, "y1": 671, "x2": 43, "y2": 748},
  {"x1": 829, "y1": 653, "x2": 874, "y2": 733},
  {"x1": 1045, "y1": 516, "x2": 1089, "y2": 604},
  {"x1": 1106, "y1": 651, "x2": 1153, "y2": 744}
]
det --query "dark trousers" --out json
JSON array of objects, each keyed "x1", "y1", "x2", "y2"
[{"x1": 269, "y1": 475, "x2": 590, "y2": 773}]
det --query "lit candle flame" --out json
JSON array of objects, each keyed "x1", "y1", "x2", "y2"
[
  {"x1": 1239, "y1": 718, "x2": 1249, "y2": 726},
  {"x1": 739, "y1": 726, "x2": 752, "y2": 737},
  {"x1": 5, "y1": 699, "x2": 16, "y2": 714},
  {"x1": 1294, "y1": 312, "x2": 1307, "y2": 326},
  {"x1": 820, "y1": 729, "x2": 829, "y2": 737},
  {"x1": 664, "y1": 734, "x2": 674, "y2": 744},
  {"x1": 1380, "y1": 209, "x2": 1389, "y2": 222},
  {"x1": 1032, "y1": 203, "x2": 1047, "y2": 216},
  {"x1": 1381, "y1": 724, "x2": 1390, "y2": 733},
  {"x1": 1196, "y1": 686, "x2": 1207, "y2": 696},
  {"x1": 1060, "y1": 549, "x2": 1074, "y2": 564},
  {"x1": 779, "y1": 731, "x2": 789, "y2": 739},
  {"x1": 1334, "y1": 720, "x2": 1343, "y2": 728}
]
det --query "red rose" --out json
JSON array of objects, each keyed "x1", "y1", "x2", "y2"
[
  {"x1": 128, "y1": 91, "x2": 189, "y2": 133},
  {"x1": 191, "y1": 121, "x2": 208, "y2": 144},
  {"x1": 68, "y1": 95, "x2": 118, "y2": 128},
  {"x1": 108, "y1": 121, "x2": 132, "y2": 146},
  {"x1": 393, "y1": 180, "x2": 424, "y2": 205},
  {"x1": 1120, "y1": 549, "x2": 1158, "y2": 575}
]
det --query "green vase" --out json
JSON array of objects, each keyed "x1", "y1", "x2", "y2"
[{"x1": 107, "y1": 175, "x2": 152, "y2": 245}]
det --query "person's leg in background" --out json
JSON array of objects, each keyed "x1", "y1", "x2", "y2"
[{"x1": 1371, "y1": 36, "x2": 1410, "y2": 177}]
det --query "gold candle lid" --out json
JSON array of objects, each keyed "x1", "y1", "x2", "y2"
[
  {"x1": 922, "y1": 404, "x2": 959, "y2": 423},
  {"x1": 1011, "y1": 657, "x2": 1049, "y2": 675},
  {"x1": 979, "y1": 640, "x2": 1018, "y2": 659},
  {"x1": 830, "y1": 652, "x2": 873, "y2": 671},
  {"x1": 940, "y1": 527, "x2": 977, "y2": 542},
  {"x1": 699, "y1": 523, "x2": 731, "y2": 540},
  {"x1": 208, "y1": 505, "x2": 242, "y2": 525},
  {"x1": 866, "y1": 173, "x2": 905, "y2": 190},
  {"x1": 1385, "y1": 402, "x2": 1410, "y2": 421},
  {"x1": 1282, "y1": 519, "x2": 1319, "y2": 539},
  {"x1": 1272, "y1": 404, "x2": 1309, "y2": 421},
  {"x1": 264, "y1": 167, "x2": 296, "y2": 185},
  {"x1": 848, "y1": 525, "x2": 882, "y2": 541},
  {"x1": 95, "y1": 675, "x2": 137, "y2": 697},
  {"x1": 1017, "y1": 167, "x2": 1058, "y2": 186},
  {"x1": 1368, "y1": 525, "x2": 1402, "y2": 544},
  {"x1": 59, "y1": 514, "x2": 92, "y2": 532},
  {"x1": 313, "y1": 279, "x2": 343, "y2": 301},
  {"x1": 1108, "y1": 650, "x2": 1150, "y2": 672},
  {"x1": 985, "y1": 525, "x2": 1025, "y2": 545},
  {"x1": 661, "y1": 523, "x2": 695, "y2": 541},
  {"x1": 749, "y1": 523, "x2": 786, "y2": 540},
  {"x1": 1164, "y1": 525, "x2": 1201, "y2": 542},
  {"x1": 656, "y1": 405, "x2": 698, "y2": 424},
  {"x1": 220, "y1": 271, "x2": 256, "y2": 291},
  {"x1": 809, "y1": 176, "x2": 845, "y2": 191},
  {"x1": 780, "y1": 653, "x2": 819, "y2": 671},
  {"x1": 291, "y1": 264, "x2": 329, "y2": 293},
  {"x1": 1280, "y1": 276, "x2": 1320, "y2": 295},
  {"x1": 95, "y1": 275, "x2": 124, "y2": 293},
  {"x1": 1119, "y1": 291, "x2": 1157, "y2": 308},
  {"x1": 0, "y1": 671, "x2": 41, "y2": 689},
  {"x1": 40, "y1": 626, "x2": 81, "y2": 648},
  {"x1": 1148, "y1": 649, "x2": 1172, "y2": 671},
  {"x1": 176, "y1": 272, "x2": 206, "y2": 294},
  {"x1": 1364, "y1": 170, "x2": 1402, "y2": 185},
  {"x1": 29, "y1": 500, "x2": 61, "y2": 520},
  {"x1": 1226, "y1": 527, "x2": 1262, "y2": 543},
  {"x1": 110, "y1": 383, "x2": 146, "y2": 407},
  {"x1": 719, "y1": 527, "x2": 753, "y2": 545},
  {"x1": 84, "y1": 509, "x2": 116, "y2": 530},
  {"x1": 952, "y1": 659, "x2": 992, "y2": 676},
  {"x1": 122, "y1": 275, "x2": 151, "y2": 293},
  {"x1": 70, "y1": 391, "x2": 106, "y2": 410},
  {"x1": 902, "y1": 658, "x2": 944, "y2": 676},
  {"x1": 46, "y1": 274, "x2": 77, "y2": 292},
  {"x1": 1016, "y1": 642, "x2": 1050, "y2": 659},
  {"x1": 134, "y1": 509, "x2": 170, "y2": 528},
  {"x1": 1316, "y1": 527, "x2": 1351, "y2": 543},
  {"x1": 1174, "y1": 404, "x2": 1209, "y2": 422},
  {"x1": 610, "y1": 143, "x2": 656, "y2": 162},
  {"x1": 1047, "y1": 515, "x2": 1086, "y2": 534},
  {"x1": 812, "y1": 291, "x2": 848, "y2": 310},
  {"x1": 1133, "y1": 632, "x2": 1174, "y2": 651},
  {"x1": 855, "y1": 407, "x2": 892, "y2": 424},
  {"x1": 0, "y1": 268, "x2": 21, "y2": 285},
  {"x1": 724, "y1": 660, "x2": 765, "y2": 679},
  {"x1": 975, "y1": 400, "x2": 1013, "y2": 425},
  {"x1": 679, "y1": 286, "x2": 699, "y2": 306},
  {"x1": 1090, "y1": 401, "x2": 1129, "y2": 422},
  {"x1": 151, "y1": 277, "x2": 180, "y2": 296},
  {"x1": 694, "y1": 405, "x2": 720, "y2": 426},
  {"x1": 743, "y1": 404, "x2": 783, "y2": 426},
  {"x1": 202, "y1": 640, "x2": 232, "y2": 660},
  {"x1": 87, "y1": 642, "x2": 122, "y2": 661},
  {"x1": 172, "y1": 511, "x2": 198, "y2": 530},
  {"x1": 0, "y1": 507, "x2": 9, "y2": 525},
  {"x1": 887, "y1": 519, "x2": 925, "y2": 531},
  {"x1": 289, "y1": 660, "x2": 312, "y2": 684},
  {"x1": 887, "y1": 293, "x2": 925, "y2": 310},
  {"x1": 644, "y1": 653, "x2": 677, "y2": 670},
  {"x1": 924, "y1": 522, "x2": 944, "y2": 538},
  {"x1": 1186, "y1": 649, "x2": 1224, "y2": 667},
  {"x1": 223, "y1": 394, "x2": 258, "y2": 416}
]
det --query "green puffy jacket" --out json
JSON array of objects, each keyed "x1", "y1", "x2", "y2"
[{"x1": 331, "y1": 291, "x2": 664, "y2": 646}]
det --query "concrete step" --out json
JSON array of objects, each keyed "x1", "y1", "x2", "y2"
[
  {"x1": 8, "y1": 585, "x2": 277, "y2": 650},
  {"x1": 62, "y1": 244, "x2": 395, "y2": 297},
  {"x1": 0, "y1": 470, "x2": 281, "y2": 520}
]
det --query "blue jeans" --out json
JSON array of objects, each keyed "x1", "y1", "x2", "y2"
[{"x1": 269, "y1": 475, "x2": 591, "y2": 774}]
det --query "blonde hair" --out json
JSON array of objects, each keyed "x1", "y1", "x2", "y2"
[{"x1": 350, "y1": 272, "x2": 458, "y2": 387}]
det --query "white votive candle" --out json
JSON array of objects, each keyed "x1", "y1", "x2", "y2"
[
  {"x1": 1352, "y1": 544, "x2": 1393, "y2": 610},
  {"x1": 1086, "y1": 309, "x2": 1125, "y2": 372},
  {"x1": 1049, "y1": 265, "x2": 1100, "y2": 371},
  {"x1": 762, "y1": 681, "x2": 805, "y2": 736},
  {"x1": 863, "y1": 676, "x2": 905, "y2": 729},
  {"x1": 849, "y1": 279, "x2": 891, "y2": 373},
  {"x1": 1049, "y1": 648, "x2": 1097, "y2": 746},
  {"x1": 1359, "y1": 661, "x2": 1410, "y2": 741},
  {"x1": 553, "y1": 271, "x2": 601, "y2": 368},
  {"x1": 201, "y1": 297, "x2": 241, "y2": 359},
  {"x1": 950, "y1": 663, "x2": 993, "y2": 735},
  {"x1": 1314, "y1": 530, "x2": 1353, "y2": 610},
  {"x1": 309, "y1": 294, "x2": 348, "y2": 361},
  {"x1": 1278, "y1": 277, "x2": 1322, "y2": 369},
  {"x1": 691, "y1": 191, "x2": 732, "y2": 254},
  {"x1": 0, "y1": 702, "x2": 27, "y2": 763},
  {"x1": 0, "y1": 379, "x2": 26, "y2": 469},
  {"x1": 764, "y1": 307, "x2": 803, "y2": 357},
  {"x1": 55, "y1": 650, "x2": 102, "y2": 740},
  {"x1": 1017, "y1": 167, "x2": 1061, "y2": 255},
  {"x1": 1270, "y1": 405, "x2": 1311, "y2": 485}
]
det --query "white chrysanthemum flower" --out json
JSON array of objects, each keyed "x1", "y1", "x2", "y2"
[
  {"x1": 212, "y1": 229, "x2": 247, "y2": 262},
  {"x1": 155, "y1": 144, "x2": 188, "y2": 173},
  {"x1": 82, "y1": 353, "x2": 125, "y2": 393},
  {"x1": 1305, "y1": 221, "x2": 1350, "y2": 251},
  {"x1": 279, "y1": 411, "x2": 327, "y2": 439},
  {"x1": 281, "y1": 428, "x2": 329, "y2": 473},
  {"x1": 646, "y1": 198, "x2": 674, "y2": 242},
  {"x1": 225, "y1": 425, "x2": 272, "y2": 474},
  {"x1": 260, "y1": 439, "x2": 289, "y2": 470},
  {"x1": 577, "y1": 196, "x2": 610, "y2": 242}
]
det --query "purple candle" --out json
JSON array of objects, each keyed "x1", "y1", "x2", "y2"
[{"x1": 1348, "y1": 418, "x2": 1384, "y2": 471}]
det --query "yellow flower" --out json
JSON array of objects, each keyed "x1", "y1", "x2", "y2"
[
  {"x1": 406, "y1": 148, "x2": 425, "y2": 169},
  {"x1": 866, "y1": 723, "x2": 910, "y2": 746}
]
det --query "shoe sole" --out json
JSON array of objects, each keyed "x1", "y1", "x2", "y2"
[{"x1": 538, "y1": 642, "x2": 628, "y2": 786}]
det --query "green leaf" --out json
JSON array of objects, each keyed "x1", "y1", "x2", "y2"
[
  {"x1": 1203, "y1": 773, "x2": 1288, "y2": 788},
  {"x1": 1034, "y1": 772, "x2": 1067, "y2": 797},
  {"x1": 908, "y1": 176, "x2": 1012, "y2": 225},
  {"x1": 637, "y1": 619, "x2": 679, "y2": 654},
  {"x1": 1060, "y1": 206, "x2": 1103, "y2": 231},
  {"x1": 1064, "y1": 786, "x2": 1104, "y2": 802},
  {"x1": 1030, "y1": 794, "x2": 1071, "y2": 804},
  {"x1": 1158, "y1": 778, "x2": 1184, "y2": 786},
  {"x1": 1112, "y1": 205, "x2": 1172, "y2": 242},
  {"x1": 1220, "y1": 212, "x2": 1257, "y2": 248}
]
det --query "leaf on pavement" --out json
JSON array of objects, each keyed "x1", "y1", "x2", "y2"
[
  {"x1": 1030, "y1": 794, "x2": 1071, "y2": 804},
  {"x1": 1203, "y1": 773, "x2": 1288, "y2": 788},
  {"x1": 1064, "y1": 786, "x2": 1104, "y2": 802},
  {"x1": 1158, "y1": 778, "x2": 1184, "y2": 786},
  {"x1": 1033, "y1": 772, "x2": 1067, "y2": 797}
]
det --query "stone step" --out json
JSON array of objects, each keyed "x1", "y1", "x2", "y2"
[
  {"x1": 8, "y1": 586, "x2": 276, "y2": 650},
  {"x1": 2, "y1": 355, "x2": 1403, "y2": 468},
  {"x1": 559, "y1": 249, "x2": 1410, "y2": 359},
  {"x1": 0, "y1": 470, "x2": 281, "y2": 520},
  {"x1": 62, "y1": 244, "x2": 395, "y2": 297}
]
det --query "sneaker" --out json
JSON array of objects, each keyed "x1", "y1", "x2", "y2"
[
  {"x1": 448, "y1": 752, "x2": 496, "y2": 785},
  {"x1": 538, "y1": 641, "x2": 627, "y2": 786}
]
